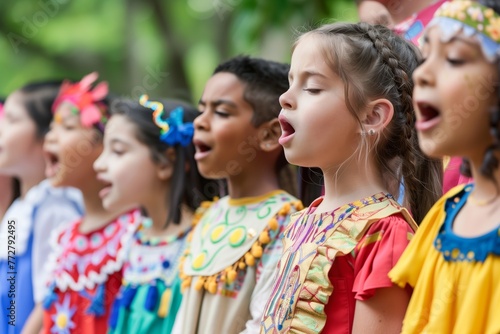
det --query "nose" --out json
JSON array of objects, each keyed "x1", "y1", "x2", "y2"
[
  {"x1": 279, "y1": 88, "x2": 295, "y2": 110},
  {"x1": 413, "y1": 58, "x2": 435, "y2": 88},
  {"x1": 93, "y1": 151, "x2": 106, "y2": 173},
  {"x1": 194, "y1": 111, "x2": 209, "y2": 131},
  {"x1": 44, "y1": 124, "x2": 56, "y2": 144}
]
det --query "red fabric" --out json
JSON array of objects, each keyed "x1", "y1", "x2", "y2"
[
  {"x1": 42, "y1": 273, "x2": 122, "y2": 334},
  {"x1": 443, "y1": 156, "x2": 473, "y2": 194},
  {"x1": 41, "y1": 211, "x2": 138, "y2": 334},
  {"x1": 323, "y1": 214, "x2": 414, "y2": 334}
]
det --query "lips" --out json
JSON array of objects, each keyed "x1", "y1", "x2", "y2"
[
  {"x1": 278, "y1": 114, "x2": 295, "y2": 146},
  {"x1": 96, "y1": 175, "x2": 113, "y2": 199},
  {"x1": 193, "y1": 138, "x2": 212, "y2": 160},
  {"x1": 415, "y1": 101, "x2": 441, "y2": 132}
]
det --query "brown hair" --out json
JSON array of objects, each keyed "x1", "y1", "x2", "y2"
[
  {"x1": 299, "y1": 22, "x2": 443, "y2": 223},
  {"x1": 461, "y1": 0, "x2": 500, "y2": 184}
]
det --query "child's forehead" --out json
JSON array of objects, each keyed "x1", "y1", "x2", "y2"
[
  {"x1": 201, "y1": 72, "x2": 248, "y2": 105},
  {"x1": 422, "y1": 25, "x2": 483, "y2": 52}
]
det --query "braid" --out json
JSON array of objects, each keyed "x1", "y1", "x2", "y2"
[
  {"x1": 305, "y1": 22, "x2": 443, "y2": 223},
  {"x1": 361, "y1": 23, "x2": 443, "y2": 223}
]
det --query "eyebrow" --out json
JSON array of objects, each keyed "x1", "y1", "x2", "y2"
[
  {"x1": 198, "y1": 99, "x2": 238, "y2": 108},
  {"x1": 109, "y1": 138, "x2": 129, "y2": 146},
  {"x1": 289, "y1": 70, "x2": 328, "y2": 81}
]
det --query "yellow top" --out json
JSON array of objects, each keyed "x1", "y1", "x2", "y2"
[{"x1": 389, "y1": 185, "x2": 500, "y2": 334}]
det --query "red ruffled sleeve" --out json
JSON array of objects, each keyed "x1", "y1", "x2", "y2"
[{"x1": 352, "y1": 213, "x2": 415, "y2": 300}]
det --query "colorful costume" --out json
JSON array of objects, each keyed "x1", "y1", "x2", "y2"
[
  {"x1": 41, "y1": 210, "x2": 140, "y2": 334},
  {"x1": 0, "y1": 180, "x2": 82, "y2": 334},
  {"x1": 261, "y1": 193, "x2": 417, "y2": 334},
  {"x1": 173, "y1": 190, "x2": 301, "y2": 334},
  {"x1": 389, "y1": 185, "x2": 500, "y2": 333},
  {"x1": 390, "y1": 2, "x2": 500, "y2": 333},
  {"x1": 108, "y1": 219, "x2": 196, "y2": 334},
  {"x1": 394, "y1": 0, "x2": 449, "y2": 45}
]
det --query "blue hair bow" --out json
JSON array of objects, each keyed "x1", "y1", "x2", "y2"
[{"x1": 159, "y1": 107, "x2": 194, "y2": 147}]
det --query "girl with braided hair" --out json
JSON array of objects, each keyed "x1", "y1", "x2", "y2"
[
  {"x1": 390, "y1": 0, "x2": 500, "y2": 333},
  {"x1": 260, "y1": 21, "x2": 442, "y2": 334}
]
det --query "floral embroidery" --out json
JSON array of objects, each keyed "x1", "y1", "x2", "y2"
[
  {"x1": 50, "y1": 295, "x2": 76, "y2": 334},
  {"x1": 44, "y1": 210, "x2": 141, "y2": 292},
  {"x1": 434, "y1": 185, "x2": 500, "y2": 262},
  {"x1": 427, "y1": 0, "x2": 500, "y2": 62}
]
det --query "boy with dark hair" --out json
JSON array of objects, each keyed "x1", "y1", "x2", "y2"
[{"x1": 173, "y1": 56, "x2": 301, "y2": 334}]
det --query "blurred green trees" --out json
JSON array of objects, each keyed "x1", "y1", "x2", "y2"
[{"x1": 0, "y1": 0, "x2": 357, "y2": 102}]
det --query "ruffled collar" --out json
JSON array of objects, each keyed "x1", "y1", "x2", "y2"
[
  {"x1": 45, "y1": 210, "x2": 141, "y2": 291},
  {"x1": 434, "y1": 184, "x2": 500, "y2": 262}
]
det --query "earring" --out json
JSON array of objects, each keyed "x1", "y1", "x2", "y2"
[
  {"x1": 265, "y1": 143, "x2": 271, "y2": 149},
  {"x1": 142, "y1": 217, "x2": 153, "y2": 228},
  {"x1": 368, "y1": 129, "x2": 375, "y2": 136}
]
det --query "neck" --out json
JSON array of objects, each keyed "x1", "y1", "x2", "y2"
[
  {"x1": 79, "y1": 177, "x2": 123, "y2": 233},
  {"x1": 19, "y1": 165, "x2": 46, "y2": 199},
  {"x1": 0, "y1": 178, "x2": 12, "y2": 218},
  {"x1": 143, "y1": 195, "x2": 170, "y2": 233},
  {"x1": 468, "y1": 157, "x2": 500, "y2": 202},
  {"x1": 226, "y1": 161, "x2": 280, "y2": 199},
  {"x1": 318, "y1": 158, "x2": 387, "y2": 213},
  {"x1": 143, "y1": 201, "x2": 194, "y2": 237}
]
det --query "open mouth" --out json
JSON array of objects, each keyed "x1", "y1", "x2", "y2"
[
  {"x1": 44, "y1": 150, "x2": 61, "y2": 178},
  {"x1": 97, "y1": 176, "x2": 113, "y2": 199},
  {"x1": 415, "y1": 102, "x2": 441, "y2": 132},
  {"x1": 278, "y1": 115, "x2": 295, "y2": 145},
  {"x1": 193, "y1": 139, "x2": 212, "y2": 160}
]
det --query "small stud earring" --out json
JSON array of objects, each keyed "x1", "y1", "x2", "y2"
[
  {"x1": 142, "y1": 217, "x2": 153, "y2": 228},
  {"x1": 266, "y1": 143, "x2": 271, "y2": 149},
  {"x1": 368, "y1": 129, "x2": 375, "y2": 136}
]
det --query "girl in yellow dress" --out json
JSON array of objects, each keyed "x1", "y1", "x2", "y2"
[{"x1": 389, "y1": 1, "x2": 500, "y2": 333}]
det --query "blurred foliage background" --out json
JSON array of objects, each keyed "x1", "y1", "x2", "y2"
[{"x1": 0, "y1": 0, "x2": 357, "y2": 103}]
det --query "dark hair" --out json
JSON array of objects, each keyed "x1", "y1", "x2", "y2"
[
  {"x1": 299, "y1": 22, "x2": 443, "y2": 223},
  {"x1": 461, "y1": 0, "x2": 500, "y2": 182},
  {"x1": 214, "y1": 56, "x2": 298, "y2": 197},
  {"x1": 18, "y1": 81, "x2": 62, "y2": 139},
  {"x1": 214, "y1": 55, "x2": 290, "y2": 126},
  {"x1": 111, "y1": 98, "x2": 221, "y2": 226}
]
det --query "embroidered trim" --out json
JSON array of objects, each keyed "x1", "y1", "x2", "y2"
[
  {"x1": 427, "y1": 1, "x2": 500, "y2": 62},
  {"x1": 179, "y1": 200, "x2": 303, "y2": 294},
  {"x1": 44, "y1": 210, "x2": 141, "y2": 292},
  {"x1": 434, "y1": 184, "x2": 500, "y2": 262}
]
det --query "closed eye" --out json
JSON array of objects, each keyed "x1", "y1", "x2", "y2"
[
  {"x1": 215, "y1": 110, "x2": 229, "y2": 117},
  {"x1": 447, "y1": 58, "x2": 465, "y2": 66},
  {"x1": 303, "y1": 88, "x2": 322, "y2": 94}
]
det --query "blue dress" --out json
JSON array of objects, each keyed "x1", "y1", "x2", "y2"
[{"x1": 0, "y1": 180, "x2": 83, "y2": 334}]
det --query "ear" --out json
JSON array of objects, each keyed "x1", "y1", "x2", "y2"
[
  {"x1": 258, "y1": 118, "x2": 282, "y2": 151},
  {"x1": 361, "y1": 98, "x2": 394, "y2": 135},
  {"x1": 156, "y1": 147, "x2": 176, "y2": 181}
]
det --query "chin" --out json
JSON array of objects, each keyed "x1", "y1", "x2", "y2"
[{"x1": 418, "y1": 137, "x2": 449, "y2": 159}]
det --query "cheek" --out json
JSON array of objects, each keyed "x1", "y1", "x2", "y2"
[{"x1": 6, "y1": 123, "x2": 39, "y2": 149}]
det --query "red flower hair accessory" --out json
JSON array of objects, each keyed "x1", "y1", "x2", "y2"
[{"x1": 52, "y1": 72, "x2": 109, "y2": 130}]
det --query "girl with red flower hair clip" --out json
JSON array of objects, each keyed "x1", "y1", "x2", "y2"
[{"x1": 31, "y1": 73, "x2": 141, "y2": 334}]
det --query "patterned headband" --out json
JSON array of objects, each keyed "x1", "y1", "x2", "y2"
[
  {"x1": 426, "y1": 0, "x2": 500, "y2": 62},
  {"x1": 139, "y1": 95, "x2": 194, "y2": 147},
  {"x1": 52, "y1": 72, "x2": 109, "y2": 131}
]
